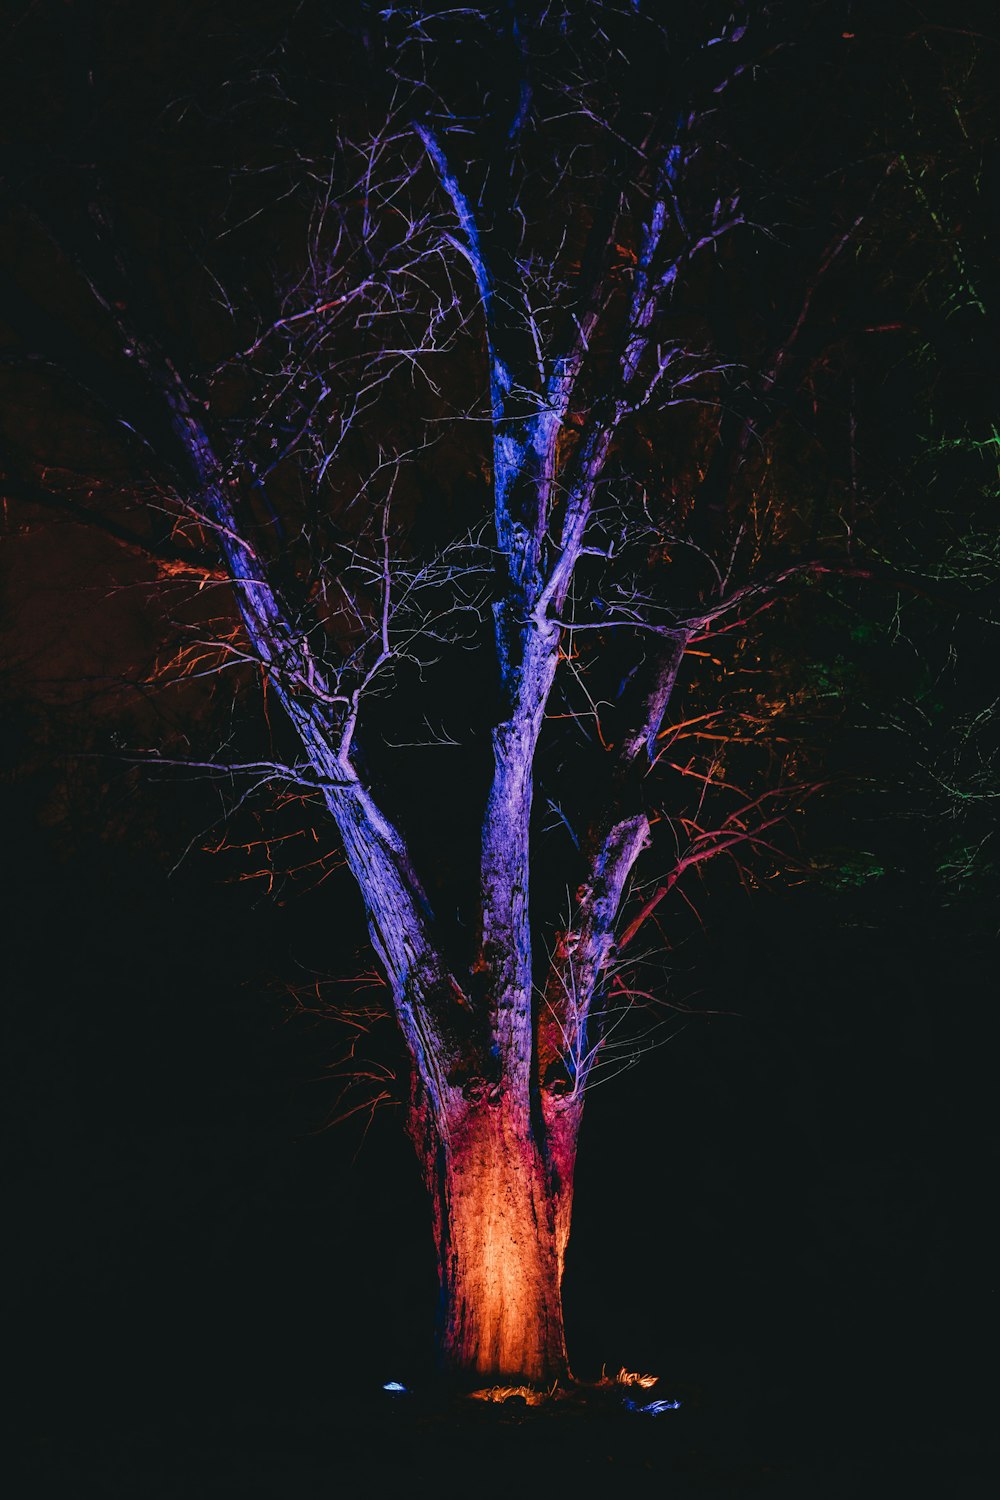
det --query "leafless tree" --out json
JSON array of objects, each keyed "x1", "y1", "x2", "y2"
[{"x1": 1, "y1": 2, "x2": 895, "y2": 1382}]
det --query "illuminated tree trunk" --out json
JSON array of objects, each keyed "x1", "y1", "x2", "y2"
[{"x1": 412, "y1": 1089, "x2": 581, "y2": 1384}]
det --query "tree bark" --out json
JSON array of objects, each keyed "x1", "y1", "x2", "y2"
[{"x1": 410, "y1": 1087, "x2": 580, "y2": 1385}]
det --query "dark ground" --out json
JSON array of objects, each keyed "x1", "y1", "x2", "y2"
[{"x1": 15, "y1": 1373, "x2": 998, "y2": 1498}]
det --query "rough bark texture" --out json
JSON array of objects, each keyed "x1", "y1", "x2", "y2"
[{"x1": 411, "y1": 1083, "x2": 580, "y2": 1384}]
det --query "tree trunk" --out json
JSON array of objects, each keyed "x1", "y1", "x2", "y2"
[{"x1": 411, "y1": 1092, "x2": 579, "y2": 1385}]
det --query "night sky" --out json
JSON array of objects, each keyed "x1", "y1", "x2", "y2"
[{"x1": 2, "y1": 2, "x2": 998, "y2": 1493}]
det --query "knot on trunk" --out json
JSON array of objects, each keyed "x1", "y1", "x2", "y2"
[
  {"x1": 460, "y1": 1074, "x2": 504, "y2": 1104},
  {"x1": 542, "y1": 1060, "x2": 575, "y2": 1097}
]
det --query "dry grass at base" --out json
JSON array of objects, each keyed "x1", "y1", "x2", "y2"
[{"x1": 465, "y1": 1368, "x2": 664, "y2": 1409}]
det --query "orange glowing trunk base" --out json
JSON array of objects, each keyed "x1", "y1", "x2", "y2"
[{"x1": 414, "y1": 1098, "x2": 576, "y2": 1385}]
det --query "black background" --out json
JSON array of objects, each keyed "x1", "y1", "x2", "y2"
[{"x1": 2, "y1": 1, "x2": 998, "y2": 1492}]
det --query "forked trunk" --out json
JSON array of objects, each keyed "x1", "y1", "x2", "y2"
[{"x1": 411, "y1": 1092, "x2": 580, "y2": 1385}]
